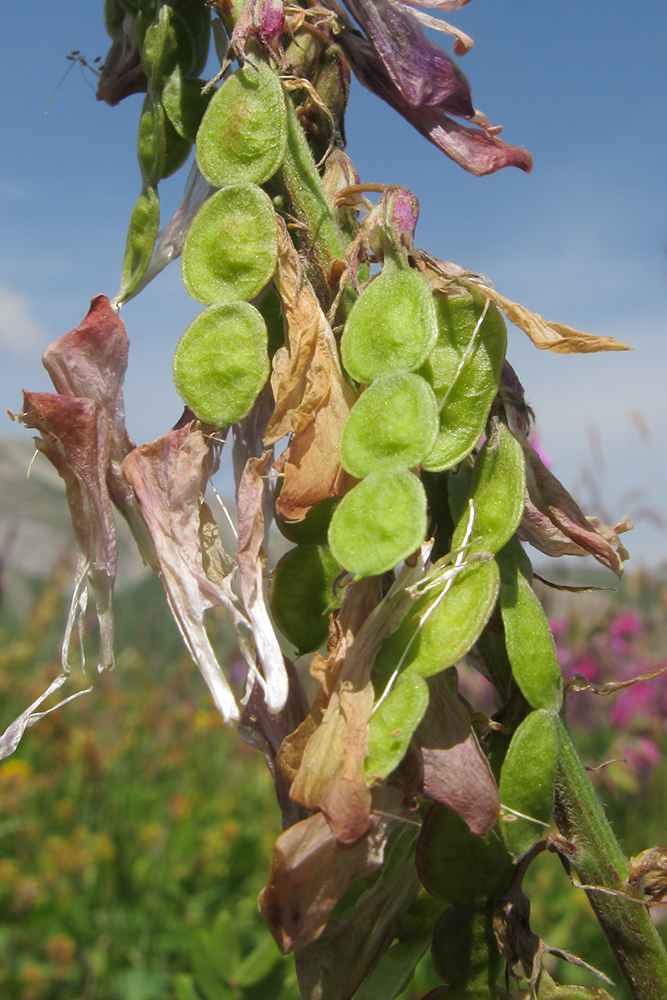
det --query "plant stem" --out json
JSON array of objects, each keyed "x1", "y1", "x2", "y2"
[{"x1": 554, "y1": 718, "x2": 667, "y2": 998}]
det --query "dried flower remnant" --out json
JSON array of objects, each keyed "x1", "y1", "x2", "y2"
[
  {"x1": 499, "y1": 362, "x2": 631, "y2": 576},
  {"x1": 266, "y1": 219, "x2": 355, "y2": 521},
  {"x1": 122, "y1": 423, "x2": 246, "y2": 724}
]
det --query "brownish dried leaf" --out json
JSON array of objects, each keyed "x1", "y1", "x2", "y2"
[
  {"x1": 258, "y1": 810, "x2": 388, "y2": 953},
  {"x1": 265, "y1": 219, "x2": 355, "y2": 521},
  {"x1": 418, "y1": 254, "x2": 630, "y2": 354}
]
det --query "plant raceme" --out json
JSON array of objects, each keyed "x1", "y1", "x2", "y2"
[{"x1": 9, "y1": 1, "x2": 667, "y2": 998}]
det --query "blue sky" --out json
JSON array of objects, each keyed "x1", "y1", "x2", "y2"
[{"x1": 1, "y1": 1, "x2": 666, "y2": 566}]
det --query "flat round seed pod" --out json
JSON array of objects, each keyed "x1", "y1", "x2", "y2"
[
  {"x1": 173, "y1": 302, "x2": 269, "y2": 427},
  {"x1": 498, "y1": 709, "x2": 559, "y2": 860},
  {"x1": 374, "y1": 559, "x2": 500, "y2": 680},
  {"x1": 365, "y1": 670, "x2": 429, "y2": 783},
  {"x1": 328, "y1": 470, "x2": 427, "y2": 578},
  {"x1": 181, "y1": 184, "x2": 278, "y2": 305},
  {"x1": 196, "y1": 62, "x2": 287, "y2": 187},
  {"x1": 451, "y1": 422, "x2": 526, "y2": 559},
  {"x1": 269, "y1": 544, "x2": 343, "y2": 654},
  {"x1": 276, "y1": 497, "x2": 339, "y2": 545},
  {"x1": 340, "y1": 266, "x2": 438, "y2": 384},
  {"x1": 432, "y1": 905, "x2": 502, "y2": 992},
  {"x1": 339, "y1": 372, "x2": 438, "y2": 479},
  {"x1": 416, "y1": 804, "x2": 514, "y2": 906},
  {"x1": 496, "y1": 542, "x2": 563, "y2": 713},
  {"x1": 422, "y1": 292, "x2": 506, "y2": 472},
  {"x1": 163, "y1": 71, "x2": 213, "y2": 143}
]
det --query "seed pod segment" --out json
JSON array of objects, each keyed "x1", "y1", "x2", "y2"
[
  {"x1": 328, "y1": 468, "x2": 428, "y2": 578},
  {"x1": 374, "y1": 558, "x2": 500, "y2": 680},
  {"x1": 496, "y1": 540, "x2": 563, "y2": 712},
  {"x1": 340, "y1": 262, "x2": 438, "y2": 384},
  {"x1": 196, "y1": 61, "x2": 288, "y2": 187},
  {"x1": 181, "y1": 184, "x2": 278, "y2": 306},
  {"x1": 498, "y1": 708, "x2": 559, "y2": 859},
  {"x1": 339, "y1": 371, "x2": 438, "y2": 479},
  {"x1": 173, "y1": 301, "x2": 270, "y2": 428},
  {"x1": 451, "y1": 422, "x2": 526, "y2": 558},
  {"x1": 422, "y1": 291, "x2": 507, "y2": 472},
  {"x1": 269, "y1": 543, "x2": 343, "y2": 654}
]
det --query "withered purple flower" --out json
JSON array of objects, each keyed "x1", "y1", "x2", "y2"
[{"x1": 333, "y1": 0, "x2": 533, "y2": 176}]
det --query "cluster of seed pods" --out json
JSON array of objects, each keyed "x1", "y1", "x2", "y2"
[{"x1": 27, "y1": 2, "x2": 662, "y2": 997}]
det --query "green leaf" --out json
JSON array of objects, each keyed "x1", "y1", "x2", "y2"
[
  {"x1": 173, "y1": 302, "x2": 270, "y2": 427},
  {"x1": 499, "y1": 709, "x2": 559, "y2": 859},
  {"x1": 352, "y1": 936, "x2": 432, "y2": 1000},
  {"x1": 232, "y1": 932, "x2": 282, "y2": 988},
  {"x1": 365, "y1": 671, "x2": 429, "y2": 782},
  {"x1": 422, "y1": 291, "x2": 506, "y2": 472}
]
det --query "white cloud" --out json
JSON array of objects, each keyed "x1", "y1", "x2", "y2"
[{"x1": 0, "y1": 284, "x2": 48, "y2": 356}]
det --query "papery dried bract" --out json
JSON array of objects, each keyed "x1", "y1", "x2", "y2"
[
  {"x1": 122, "y1": 423, "x2": 243, "y2": 723},
  {"x1": 265, "y1": 219, "x2": 355, "y2": 521},
  {"x1": 417, "y1": 674, "x2": 499, "y2": 835},
  {"x1": 40, "y1": 295, "x2": 156, "y2": 567},
  {"x1": 236, "y1": 452, "x2": 289, "y2": 713},
  {"x1": 20, "y1": 392, "x2": 117, "y2": 671},
  {"x1": 258, "y1": 810, "x2": 387, "y2": 953}
]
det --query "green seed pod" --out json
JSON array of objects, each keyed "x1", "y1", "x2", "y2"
[
  {"x1": 365, "y1": 670, "x2": 429, "y2": 782},
  {"x1": 432, "y1": 904, "x2": 502, "y2": 992},
  {"x1": 137, "y1": 94, "x2": 167, "y2": 186},
  {"x1": 141, "y1": 4, "x2": 195, "y2": 82},
  {"x1": 120, "y1": 185, "x2": 160, "y2": 302},
  {"x1": 451, "y1": 422, "x2": 525, "y2": 558},
  {"x1": 171, "y1": 0, "x2": 211, "y2": 77},
  {"x1": 269, "y1": 544, "x2": 343, "y2": 654},
  {"x1": 498, "y1": 709, "x2": 559, "y2": 860},
  {"x1": 328, "y1": 469, "x2": 427, "y2": 578},
  {"x1": 276, "y1": 497, "x2": 339, "y2": 545},
  {"x1": 173, "y1": 302, "x2": 270, "y2": 428},
  {"x1": 255, "y1": 284, "x2": 286, "y2": 359},
  {"x1": 196, "y1": 62, "x2": 287, "y2": 187},
  {"x1": 163, "y1": 71, "x2": 213, "y2": 143},
  {"x1": 416, "y1": 805, "x2": 514, "y2": 906},
  {"x1": 339, "y1": 372, "x2": 438, "y2": 479},
  {"x1": 374, "y1": 559, "x2": 500, "y2": 680},
  {"x1": 162, "y1": 114, "x2": 192, "y2": 179},
  {"x1": 340, "y1": 264, "x2": 438, "y2": 384},
  {"x1": 181, "y1": 184, "x2": 278, "y2": 306},
  {"x1": 422, "y1": 292, "x2": 506, "y2": 472},
  {"x1": 496, "y1": 542, "x2": 563, "y2": 712}
]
